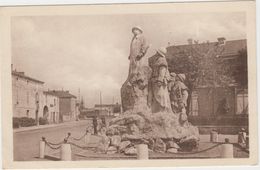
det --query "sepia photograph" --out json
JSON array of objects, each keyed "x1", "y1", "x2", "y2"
[{"x1": 0, "y1": 0, "x2": 258, "y2": 168}]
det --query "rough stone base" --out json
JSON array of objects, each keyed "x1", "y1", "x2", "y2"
[{"x1": 106, "y1": 109, "x2": 199, "y2": 152}]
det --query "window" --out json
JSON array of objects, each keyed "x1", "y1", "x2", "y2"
[
  {"x1": 26, "y1": 110, "x2": 29, "y2": 117},
  {"x1": 16, "y1": 88, "x2": 19, "y2": 105},
  {"x1": 190, "y1": 92, "x2": 199, "y2": 116},
  {"x1": 35, "y1": 92, "x2": 39, "y2": 103},
  {"x1": 26, "y1": 91, "x2": 29, "y2": 105},
  {"x1": 236, "y1": 93, "x2": 248, "y2": 114},
  {"x1": 54, "y1": 99, "x2": 56, "y2": 106}
]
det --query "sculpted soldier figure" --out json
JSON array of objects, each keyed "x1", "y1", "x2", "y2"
[
  {"x1": 148, "y1": 47, "x2": 171, "y2": 113},
  {"x1": 168, "y1": 73, "x2": 189, "y2": 124},
  {"x1": 128, "y1": 26, "x2": 149, "y2": 77}
]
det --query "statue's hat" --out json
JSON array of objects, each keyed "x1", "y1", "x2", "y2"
[
  {"x1": 157, "y1": 47, "x2": 167, "y2": 57},
  {"x1": 132, "y1": 26, "x2": 143, "y2": 33}
]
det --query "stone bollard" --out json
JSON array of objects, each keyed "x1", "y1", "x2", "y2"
[
  {"x1": 39, "y1": 137, "x2": 45, "y2": 159},
  {"x1": 246, "y1": 136, "x2": 249, "y2": 149},
  {"x1": 238, "y1": 130, "x2": 246, "y2": 147},
  {"x1": 60, "y1": 140, "x2": 72, "y2": 161},
  {"x1": 137, "y1": 144, "x2": 149, "y2": 160},
  {"x1": 220, "y1": 138, "x2": 233, "y2": 158},
  {"x1": 210, "y1": 130, "x2": 218, "y2": 142}
]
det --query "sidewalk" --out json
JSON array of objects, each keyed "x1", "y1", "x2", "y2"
[{"x1": 13, "y1": 119, "x2": 90, "y2": 133}]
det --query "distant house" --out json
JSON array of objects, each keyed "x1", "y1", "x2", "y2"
[
  {"x1": 12, "y1": 70, "x2": 44, "y2": 125},
  {"x1": 94, "y1": 103, "x2": 122, "y2": 116},
  {"x1": 44, "y1": 90, "x2": 78, "y2": 122},
  {"x1": 80, "y1": 103, "x2": 121, "y2": 119},
  {"x1": 166, "y1": 38, "x2": 248, "y2": 126},
  {"x1": 43, "y1": 91, "x2": 60, "y2": 123}
]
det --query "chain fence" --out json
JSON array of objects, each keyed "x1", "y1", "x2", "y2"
[{"x1": 40, "y1": 128, "x2": 249, "y2": 159}]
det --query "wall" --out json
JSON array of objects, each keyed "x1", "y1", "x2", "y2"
[
  {"x1": 70, "y1": 98, "x2": 76, "y2": 120},
  {"x1": 190, "y1": 86, "x2": 249, "y2": 117},
  {"x1": 59, "y1": 98, "x2": 71, "y2": 116},
  {"x1": 12, "y1": 75, "x2": 44, "y2": 119},
  {"x1": 42, "y1": 93, "x2": 60, "y2": 123},
  {"x1": 59, "y1": 97, "x2": 77, "y2": 122},
  {"x1": 195, "y1": 87, "x2": 235, "y2": 116}
]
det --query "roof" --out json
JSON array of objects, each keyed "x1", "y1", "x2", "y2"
[
  {"x1": 95, "y1": 104, "x2": 121, "y2": 107},
  {"x1": 44, "y1": 90, "x2": 77, "y2": 98},
  {"x1": 166, "y1": 39, "x2": 247, "y2": 58},
  {"x1": 43, "y1": 91, "x2": 59, "y2": 97},
  {"x1": 12, "y1": 71, "x2": 44, "y2": 84}
]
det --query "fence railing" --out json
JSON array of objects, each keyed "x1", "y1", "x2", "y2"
[{"x1": 39, "y1": 128, "x2": 249, "y2": 161}]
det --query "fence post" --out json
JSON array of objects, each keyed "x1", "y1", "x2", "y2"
[
  {"x1": 238, "y1": 130, "x2": 246, "y2": 147},
  {"x1": 60, "y1": 139, "x2": 72, "y2": 161},
  {"x1": 137, "y1": 144, "x2": 149, "y2": 160},
  {"x1": 246, "y1": 136, "x2": 249, "y2": 149},
  {"x1": 39, "y1": 137, "x2": 45, "y2": 159},
  {"x1": 210, "y1": 130, "x2": 218, "y2": 142},
  {"x1": 220, "y1": 138, "x2": 233, "y2": 158}
]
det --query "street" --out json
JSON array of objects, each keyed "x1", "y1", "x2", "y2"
[
  {"x1": 13, "y1": 120, "x2": 248, "y2": 161},
  {"x1": 13, "y1": 120, "x2": 90, "y2": 161}
]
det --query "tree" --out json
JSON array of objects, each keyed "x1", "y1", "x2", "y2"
[
  {"x1": 233, "y1": 48, "x2": 248, "y2": 88},
  {"x1": 167, "y1": 45, "x2": 202, "y2": 114},
  {"x1": 167, "y1": 43, "x2": 236, "y2": 114}
]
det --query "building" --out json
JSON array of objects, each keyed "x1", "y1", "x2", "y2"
[
  {"x1": 42, "y1": 91, "x2": 60, "y2": 123},
  {"x1": 44, "y1": 90, "x2": 78, "y2": 122},
  {"x1": 79, "y1": 103, "x2": 121, "y2": 119},
  {"x1": 12, "y1": 70, "x2": 44, "y2": 124},
  {"x1": 166, "y1": 38, "x2": 248, "y2": 127},
  {"x1": 94, "y1": 103, "x2": 121, "y2": 116}
]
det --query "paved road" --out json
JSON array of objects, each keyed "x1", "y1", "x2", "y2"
[
  {"x1": 14, "y1": 121, "x2": 246, "y2": 161},
  {"x1": 13, "y1": 120, "x2": 91, "y2": 161}
]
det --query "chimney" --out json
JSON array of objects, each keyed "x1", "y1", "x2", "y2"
[
  {"x1": 217, "y1": 37, "x2": 226, "y2": 45},
  {"x1": 187, "y1": 38, "x2": 193, "y2": 45}
]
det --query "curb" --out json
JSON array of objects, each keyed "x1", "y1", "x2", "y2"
[{"x1": 13, "y1": 120, "x2": 89, "y2": 133}]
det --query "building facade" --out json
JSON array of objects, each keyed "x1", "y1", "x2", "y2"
[
  {"x1": 44, "y1": 90, "x2": 78, "y2": 122},
  {"x1": 12, "y1": 70, "x2": 44, "y2": 123},
  {"x1": 42, "y1": 92, "x2": 60, "y2": 123}
]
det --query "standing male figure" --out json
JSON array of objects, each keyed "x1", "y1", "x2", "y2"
[
  {"x1": 128, "y1": 26, "x2": 149, "y2": 77},
  {"x1": 148, "y1": 47, "x2": 171, "y2": 113},
  {"x1": 169, "y1": 73, "x2": 189, "y2": 124}
]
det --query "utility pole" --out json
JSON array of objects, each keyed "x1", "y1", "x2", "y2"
[
  {"x1": 78, "y1": 88, "x2": 80, "y2": 102},
  {"x1": 100, "y1": 91, "x2": 102, "y2": 110}
]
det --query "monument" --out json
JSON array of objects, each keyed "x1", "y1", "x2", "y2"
[{"x1": 105, "y1": 26, "x2": 199, "y2": 154}]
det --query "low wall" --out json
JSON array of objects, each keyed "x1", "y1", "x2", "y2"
[{"x1": 198, "y1": 125, "x2": 248, "y2": 135}]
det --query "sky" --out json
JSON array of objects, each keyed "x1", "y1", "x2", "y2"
[{"x1": 11, "y1": 12, "x2": 246, "y2": 107}]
